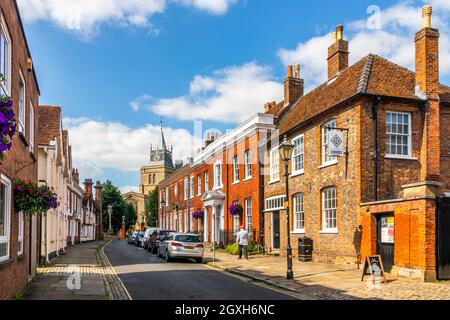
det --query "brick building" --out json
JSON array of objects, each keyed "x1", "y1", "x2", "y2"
[
  {"x1": 159, "y1": 114, "x2": 275, "y2": 246},
  {"x1": 0, "y1": 0, "x2": 40, "y2": 299},
  {"x1": 263, "y1": 6, "x2": 449, "y2": 281}
]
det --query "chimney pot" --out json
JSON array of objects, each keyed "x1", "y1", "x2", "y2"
[
  {"x1": 422, "y1": 5, "x2": 432, "y2": 28},
  {"x1": 332, "y1": 31, "x2": 337, "y2": 44},
  {"x1": 336, "y1": 25, "x2": 344, "y2": 41},
  {"x1": 287, "y1": 66, "x2": 293, "y2": 78}
]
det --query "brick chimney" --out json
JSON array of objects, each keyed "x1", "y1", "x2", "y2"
[
  {"x1": 415, "y1": 5, "x2": 440, "y2": 97},
  {"x1": 416, "y1": 6, "x2": 441, "y2": 182},
  {"x1": 95, "y1": 181, "x2": 102, "y2": 201},
  {"x1": 84, "y1": 179, "x2": 93, "y2": 195},
  {"x1": 327, "y1": 25, "x2": 349, "y2": 80},
  {"x1": 264, "y1": 101, "x2": 276, "y2": 113},
  {"x1": 72, "y1": 169, "x2": 80, "y2": 184},
  {"x1": 284, "y1": 64, "x2": 304, "y2": 106}
]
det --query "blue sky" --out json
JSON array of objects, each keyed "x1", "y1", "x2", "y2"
[{"x1": 17, "y1": 0, "x2": 450, "y2": 192}]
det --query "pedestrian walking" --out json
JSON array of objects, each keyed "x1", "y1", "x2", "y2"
[{"x1": 236, "y1": 226, "x2": 249, "y2": 260}]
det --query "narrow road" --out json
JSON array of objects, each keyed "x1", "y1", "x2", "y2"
[{"x1": 104, "y1": 240, "x2": 296, "y2": 300}]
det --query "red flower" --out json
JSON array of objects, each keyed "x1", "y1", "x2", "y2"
[
  {"x1": 17, "y1": 186, "x2": 24, "y2": 192},
  {"x1": 21, "y1": 197, "x2": 26, "y2": 201}
]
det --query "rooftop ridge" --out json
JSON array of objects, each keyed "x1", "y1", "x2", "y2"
[{"x1": 357, "y1": 54, "x2": 375, "y2": 94}]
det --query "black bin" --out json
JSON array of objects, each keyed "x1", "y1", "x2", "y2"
[{"x1": 298, "y1": 236, "x2": 313, "y2": 262}]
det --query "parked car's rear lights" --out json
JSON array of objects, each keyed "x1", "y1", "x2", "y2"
[
  {"x1": 171, "y1": 242, "x2": 183, "y2": 247},
  {"x1": 197, "y1": 244, "x2": 204, "y2": 248}
]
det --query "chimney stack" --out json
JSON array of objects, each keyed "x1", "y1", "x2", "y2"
[
  {"x1": 284, "y1": 64, "x2": 304, "y2": 106},
  {"x1": 84, "y1": 179, "x2": 93, "y2": 195},
  {"x1": 72, "y1": 169, "x2": 80, "y2": 184},
  {"x1": 415, "y1": 5, "x2": 439, "y2": 97},
  {"x1": 327, "y1": 25, "x2": 349, "y2": 80},
  {"x1": 95, "y1": 181, "x2": 102, "y2": 201}
]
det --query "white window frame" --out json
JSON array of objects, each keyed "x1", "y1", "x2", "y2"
[
  {"x1": 174, "y1": 183, "x2": 178, "y2": 197},
  {"x1": 244, "y1": 150, "x2": 252, "y2": 180},
  {"x1": 269, "y1": 147, "x2": 280, "y2": 183},
  {"x1": 386, "y1": 111, "x2": 412, "y2": 158},
  {"x1": 0, "y1": 174, "x2": 12, "y2": 263},
  {"x1": 0, "y1": 15, "x2": 12, "y2": 96},
  {"x1": 233, "y1": 213, "x2": 240, "y2": 235},
  {"x1": 197, "y1": 175, "x2": 202, "y2": 196},
  {"x1": 184, "y1": 211, "x2": 188, "y2": 233},
  {"x1": 321, "y1": 187, "x2": 338, "y2": 233},
  {"x1": 190, "y1": 175, "x2": 195, "y2": 199},
  {"x1": 322, "y1": 119, "x2": 338, "y2": 166},
  {"x1": 213, "y1": 160, "x2": 223, "y2": 190},
  {"x1": 18, "y1": 211, "x2": 24, "y2": 255},
  {"x1": 166, "y1": 187, "x2": 169, "y2": 206},
  {"x1": 190, "y1": 211, "x2": 194, "y2": 232},
  {"x1": 292, "y1": 135, "x2": 305, "y2": 176},
  {"x1": 245, "y1": 198, "x2": 252, "y2": 234},
  {"x1": 265, "y1": 195, "x2": 287, "y2": 212},
  {"x1": 232, "y1": 155, "x2": 239, "y2": 183},
  {"x1": 293, "y1": 193, "x2": 305, "y2": 233},
  {"x1": 204, "y1": 171, "x2": 209, "y2": 192},
  {"x1": 184, "y1": 178, "x2": 189, "y2": 200},
  {"x1": 18, "y1": 71, "x2": 26, "y2": 135}
]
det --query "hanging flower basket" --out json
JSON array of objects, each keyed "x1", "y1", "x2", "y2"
[
  {"x1": 14, "y1": 180, "x2": 60, "y2": 216},
  {"x1": 229, "y1": 203, "x2": 243, "y2": 216},
  {"x1": 192, "y1": 209, "x2": 204, "y2": 220},
  {"x1": 0, "y1": 94, "x2": 16, "y2": 161}
]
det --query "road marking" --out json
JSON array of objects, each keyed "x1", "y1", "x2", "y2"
[
  {"x1": 202, "y1": 264, "x2": 304, "y2": 300},
  {"x1": 102, "y1": 241, "x2": 133, "y2": 300}
]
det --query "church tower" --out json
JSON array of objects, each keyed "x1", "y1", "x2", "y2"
[{"x1": 139, "y1": 121, "x2": 175, "y2": 196}]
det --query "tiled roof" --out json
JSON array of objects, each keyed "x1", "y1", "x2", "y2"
[
  {"x1": 278, "y1": 54, "x2": 420, "y2": 135},
  {"x1": 38, "y1": 105, "x2": 62, "y2": 145},
  {"x1": 439, "y1": 84, "x2": 450, "y2": 103}
]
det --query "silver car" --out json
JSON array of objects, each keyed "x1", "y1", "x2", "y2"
[{"x1": 158, "y1": 233, "x2": 204, "y2": 263}]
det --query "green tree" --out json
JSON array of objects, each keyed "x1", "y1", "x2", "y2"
[
  {"x1": 102, "y1": 181, "x2": 136, "y2": 233},
  {"x1": 145, "y1": 188, "x2": 159, "y2": 228}
]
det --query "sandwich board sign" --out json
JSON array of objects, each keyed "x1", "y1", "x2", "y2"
[
  {"x1": 361, "y1": 255, "x2": 387, "y2": 284},
  {"x1": 329, "y1": 130, "x2": 344, "y2": 157}
]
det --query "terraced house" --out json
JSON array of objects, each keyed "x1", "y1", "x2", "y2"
[
  {"x1": 263, "y1": 6, "x2": 449, "y2": 282},
  {"x1": 159, "y1": 113, "x2": 275, "y2": 246},
  {"x1": 0, "y1": 0, "x2": 40, "y2": 299}
]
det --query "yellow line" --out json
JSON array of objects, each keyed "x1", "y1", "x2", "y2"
[{"x1": 102, "y1": 240, "x2": 133, "y2": 300}]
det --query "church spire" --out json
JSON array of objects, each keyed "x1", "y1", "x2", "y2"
[{"x1": 160, "y1": 118, "x2": 167, "y2": 151}]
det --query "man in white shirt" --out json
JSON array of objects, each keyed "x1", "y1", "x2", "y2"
[{"x1": 236, "y1": 225, "x2": 249, "y2": 260}]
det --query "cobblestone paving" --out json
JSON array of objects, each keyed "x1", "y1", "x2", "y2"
[{"x1": 205, "y1": 251, "x2": 450, "y2": 300}]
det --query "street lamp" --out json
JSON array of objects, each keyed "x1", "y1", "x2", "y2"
[
  {"x1": 107, "y1": 205, "x2": 113, "y2": 235},
  {"x1": 279, "y1": 135, "x2": 295, "y2": 280}
]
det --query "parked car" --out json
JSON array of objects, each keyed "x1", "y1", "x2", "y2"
[
  {"x1": 148, "y1": 229, "x2": 174, "y2": 254},
  {"x1": 158, "y1": 233, "x2": 204, "y2": 263},
  {"x1": 134, "y1": 231, "x2": 146, "y2": 247},
  {"x1": 143, "y1": 227, "x2": 159, "y2": 250},
  {"x1": 127, "y1": 231, "x2": 138, "y2": 244}
]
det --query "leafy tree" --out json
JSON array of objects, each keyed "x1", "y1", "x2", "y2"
[
  {"x1": 145, "y1": 188, "x2": 159, "y2": 228},
  {"x1": 102, "y1": 181, "x2": 136, "y2": 233}
]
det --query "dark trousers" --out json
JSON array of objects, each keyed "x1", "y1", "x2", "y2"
[{"x1": 238, "y1": 245, "x2": 248, "y2": 259}]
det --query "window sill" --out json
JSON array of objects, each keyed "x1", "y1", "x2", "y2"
[
  {"x1": 385, "y1": 155, "x2": 417, "y2": 161},
  {"x1": 243, "y1": 177, "x2": 252, "y2": 182},
  {"x1": 19, "y1": 132, "x2": 29, "y2": 147},
  {"x1": 319, "y1": 160, "x2": 338, "y2": 169},
  {"x1": 269, "y1": 179, "x2": 280, "y2": 185},
  {"x1": 213, "y1": 186, "x2": 224, "y2": 191},
  {"x1": 319, "y1": 230, "x2": 338, "y2": 235},
  {"x1": 0, "y1": 258, "x2": 13, "y2": 268},
  {"x1": 17, "y1": 254, "x2": 26, "y2": 261},
  {"x1": 291, "y1": 230, "x2": 305, "y2": 235},
  {"x1": 232, "y1": 181, "x2": 240, "y2": 186},
  {"x1": 291, "y1": 170, "x2": 305, "y2": 178}
]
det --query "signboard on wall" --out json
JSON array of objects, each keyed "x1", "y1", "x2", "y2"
[
  {"x1": 381, "y1": 216, "x2": 395, "y2": 244},
  {"x1": 329, "y1": 130, "x2": 345, "y2": 157}
]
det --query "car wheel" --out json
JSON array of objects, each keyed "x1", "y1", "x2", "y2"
[{"x1": 165, "y1": 250, "x2": 172, "y2": 262}]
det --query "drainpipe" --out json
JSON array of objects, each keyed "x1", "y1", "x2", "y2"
[
  {"x1": 372, "y1": 96, "x2": 382, "y2": 201},
  {"x1": 225, "y1": 145, "x2": 230, "y2": 246}
]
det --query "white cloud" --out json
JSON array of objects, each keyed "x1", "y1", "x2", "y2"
[
  {"x1": 17, "y1": 0, "x2": 237, "y2": 38},
  {"x1": 63, "y1": 118, "x2": 199, "y2": 175},
  {"x1": 278, "y1": 1, "x2": 450, "y2": 89},
  {"x1": 130, "y1": 94, "x2": 153, "y2": 112},
  {"x1": 120, "y1": 186, "x2": 140, "y2": 194},
  {"x1": 174, "y1": 0, "x2": 237, "y2": 15},
  {"x1": 147, "y1": 62, "x2": 283, "y2": 123}
]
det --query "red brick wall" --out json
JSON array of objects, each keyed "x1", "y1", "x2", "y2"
[
  {"x1": 0, "y1": 0, "x2": 40, "y2": 300},
  {"x1": 440, "y1": 105, "x2": 449, "y2": 191}
]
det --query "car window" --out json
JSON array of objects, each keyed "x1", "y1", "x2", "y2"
[{"x1": 175, "y1": 235, "x2": 201, "y2": 243}]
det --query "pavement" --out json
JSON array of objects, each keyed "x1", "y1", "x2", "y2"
[
  {"x1": 104, "y1": 240, "x2": 299, "y2": 300},
  {"x1": 204, "y1": 250, "x2": 450, "y2": 300},
  {"x1": 23, "y1": 241, "x2": 128, "y2": 301}
]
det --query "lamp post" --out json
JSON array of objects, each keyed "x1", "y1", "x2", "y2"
[
  {"x1": 108, "y1": 205, "x2": 113, "y2": 235},
  {"x1": 279, "y1": 135, "x2": 295, "y2": 280}
]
